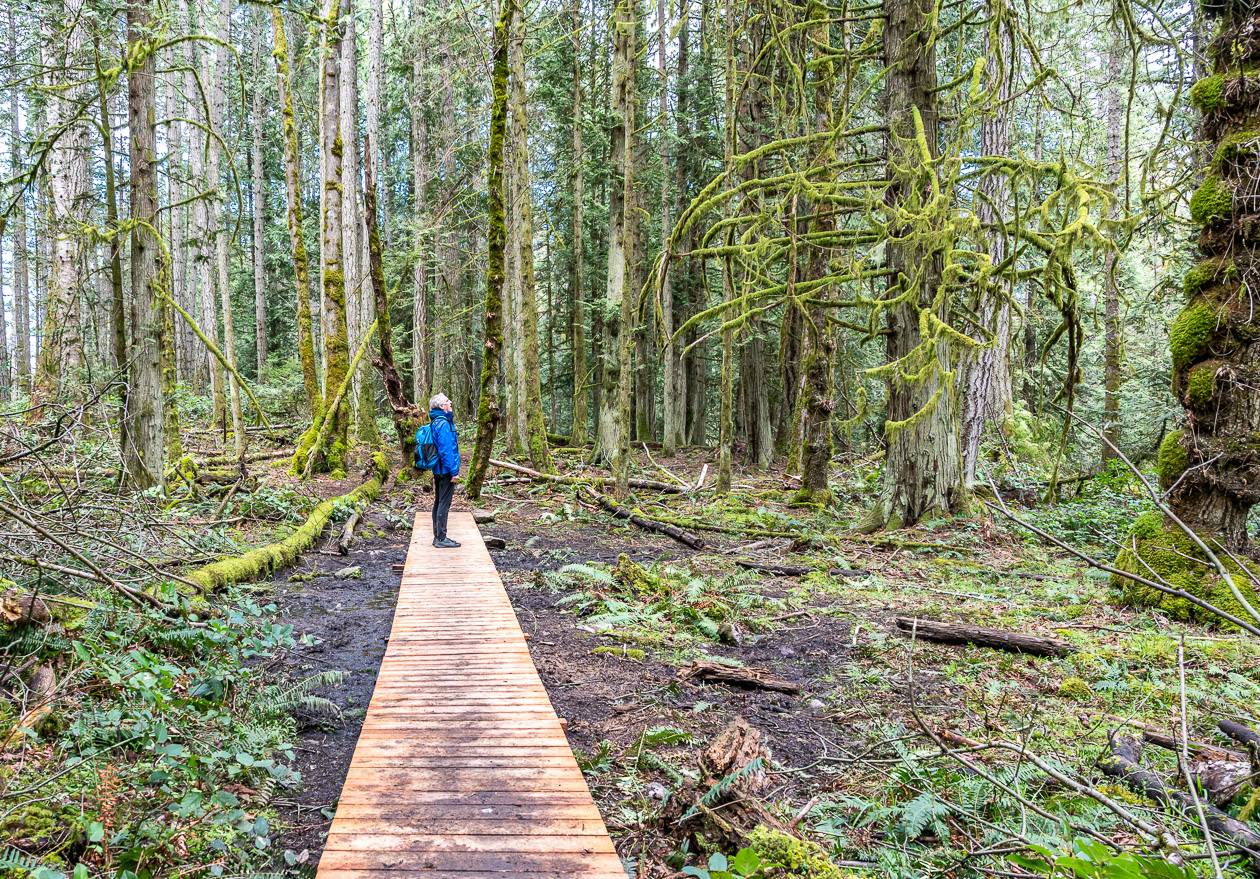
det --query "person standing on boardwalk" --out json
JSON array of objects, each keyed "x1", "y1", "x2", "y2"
[{"x1": 420, "y1": 393, "x2": 461, "y2": 548}]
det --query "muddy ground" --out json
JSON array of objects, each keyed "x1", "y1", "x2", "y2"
[{"x1": 268, "y1": 471, "x2": 862, "y2": 870}]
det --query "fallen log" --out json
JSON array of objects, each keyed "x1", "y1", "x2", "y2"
[
  {"x1": 1221, "y1": 719, "x2": 1260, "y2": 753},
  {"x1": 1104, "y1": 715, "x2": 1247, "y2": 762},
  {"x1": 587, "y1": 490, "x2": 704, "y2": 550},
  {"x1": 896, "y1": 616, "x2": 1074, "y2": 657},
  {"x1": 680, "y1": 660, "x2": 801, "y2": 694},
  {"x1": 1100, "y1": 734, "x2": 1260, "y2": 873},
  {"x1": 338, "y1": 510, "x2": 362, "y2": 555},
  {"x1": 735, "y1": 559, "x2": 866, "y2": 579},
  {"x1": 185, "y1": 453, "x2": 389, "y2": 592},
  {"x1": 490, "y1": 458, "x2": 684, "y2": 494}
]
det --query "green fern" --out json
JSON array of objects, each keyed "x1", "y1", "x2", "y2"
[
  {"x1": 680, "y1": 757, "x2": 766, "y2": 822},
  {"x1": 254, "y1": 670, "x2": 348, "y2": 718}
]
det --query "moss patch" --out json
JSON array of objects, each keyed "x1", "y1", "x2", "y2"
[
  {"x1": 1057, "y1": 676, "x2": 1094, "y2": 701},
  {"x1": 1213, "y1": 129, "x2": 1260, "y2": 170},
  {"x1": 1156, "y1": 431, "x2": 1189, "y2": 489},
  {"x1": 1189, "y1": 74, "x2": 1226, "y2": 113},
  {"x1": 1185, "y1": 361, "x2": 1219, "y2": 409},
  {"x1": 747, "y1": 826, "x2": 857, "y2": 878},
  {"x1": 1169, "y1": 302, "x2": 1219, "y2": 373},
  {"x1": 1111, "y1": 511, "x2": 1258, "y2": 627},
  {"x1": 1183, "y1": 257, "x2": 1236, "y2": 298},
  {"x1": 1189, "y1": 174, "x2": 1233, "y2": 227}
]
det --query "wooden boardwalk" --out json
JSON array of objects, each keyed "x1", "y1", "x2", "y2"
[{"x1": 317, "y1": 512, "x2": 625, "y2": 878}]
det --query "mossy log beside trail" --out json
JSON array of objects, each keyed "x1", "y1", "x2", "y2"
[{"x1": 184, "y1": 452, "x2": 389, "y2": 592}]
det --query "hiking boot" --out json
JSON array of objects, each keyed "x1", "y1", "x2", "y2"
[{"x1": 434, "y1": 537, "x2": 461, "y2": 549}]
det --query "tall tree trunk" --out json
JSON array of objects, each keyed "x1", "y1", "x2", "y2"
[
  {"x1": 410, "y1": 8, "x2": 430, "y2": 401},
  {"x1": 185, "y1": 2, "x2": 224, "y2": 415},
  {"x1": 1143, "y1": 0, "x2": 1260, "y2": 549},
  {"x1": 465, "y1": 0, "x2": 513, "y2": 501},
  {"x1": 506, "y1": 0, "x2": 553, "y2": 469},
  {"x1": 568, "y1": 0, "x2": 588, "y2": 446},
  {"x1": 958, "y1": 13, "x2": 1013, "y2": 485},
  {"x1": 36, "y1": 0, "x2": 90, "y2": 400},
  {"x1": 122, "y1": 0, "x2": 166, "y2": 489},
  {"x1": 597, "y1": 0, "x2": 638, "y2": 496},
  {"x1": 715, "y1": 0, "x2": 737, "y2": 492},
  {"x1": 97, "y1": 60, "x2": 128, "y2": 455},
  {"x1": 293, "y1": 0, "x2": 353, "y2": 476},
  {"x1": 659, "y1": 0, "x2": 687, "y2": 454},
  {"x1": 1101, "y1": 30, "x2": 1126, "y2": 464},
  {"x1": 251, "y1": 11, "x2": 268, "y2": 379},
  {"x1": 209, "y1": 0, "x2": 246, "y2": 461},
  {"x1": 272, "y1": 8, "x2": 322, "y2": 417},
  {"x1": 866, "y1": 0, "x2": 965, "y2": 528},
  {"x1": 8, "y1": 10, "x2": 29, "y2": 389}
]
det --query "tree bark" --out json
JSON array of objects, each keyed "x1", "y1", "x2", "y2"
[
  {"x1": 1157, "y1": 0, "x2": 1260, "y2": 548},
  {"x1": 795, "y1": 0, "x2": 838, "y2": 503},
  {"x1": 272, "y1": 8, "x2": 322, "y2": 417},
  {"x1": 294, "y1": 0, "x2": 353, "y2": 476},
  {"x1": 36, "y1": 0, "x2": 90, "y2": 399},
  {"x1": 505, "y1": 0, "x2": 553, "y2": 470},
  {"x1": 568, "y1": 0, "x2": 588, "y2": 447},
  {"x1": 660, "y1": 0, "x2": 688, "y2": 456},
  {"x1": 1101, "y1": 30, "x2": 1125, "y2": 465},
  {"x1": 8, "y1": 10, "x2": 29, "y2": 388},
  {"x1": 251, "y1": 11, "x2": 269, "y2": 379},
  {"x1": 208, "y1": 0, "x2": 246, "y2": 462},
  {"x1": 410, "y1": 3, "x2": 431, "y2": 401},
  {"x1": 959, "y1": 12, "x2": 1013, "y2": 486},
  {"x1": 122, "y1": 0, "x2": 167, "y2": 490},
  {"x1": 465, "y1": 0, "x2": 513, "y2": 501},
  {"x1": 867, "y1": 0, "x2": 965, "y2": 529},
  {"x1": 597, "y1": 0, "x2": 639, "y2": 496}
]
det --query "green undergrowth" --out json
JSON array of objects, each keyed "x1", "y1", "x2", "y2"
[
  {"x1": 543, "y1": 555, "x2": 787, "y2": 649},
  {"x1": 1111, "y1": 511, "x2": 1260, "y2": 626},
  {"x1": 0, "y1": 591, "x2": 322, "y2": 876}
]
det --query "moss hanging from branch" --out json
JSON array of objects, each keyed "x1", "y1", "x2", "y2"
[{"x1": 184, "y1": 452, "x2": 389, "y2": 593}]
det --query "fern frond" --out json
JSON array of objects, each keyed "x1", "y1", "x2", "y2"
[{"x1": 680, "y1": 757, "x2": 765, "y2": 822}]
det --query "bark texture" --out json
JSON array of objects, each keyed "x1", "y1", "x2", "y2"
[
  {"x1": 122, "y1": 0, "x2": 166, "y2": 489},
  {"x1": 867, "y1": 0, "x2": 966, "y2": 529}
]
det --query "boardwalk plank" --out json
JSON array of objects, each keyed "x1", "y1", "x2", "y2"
[{"x1": 316, "y1": 513, "x2": 621, "y2": 877}]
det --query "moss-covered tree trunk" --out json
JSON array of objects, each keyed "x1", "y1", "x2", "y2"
[
  {"x1": 271, "y1": 8, "x2": 322, "y2": 419},
  {"x1": 410, "y1": 6, "x2": 430, "y2": 402},
  {"x1": 121, "y1": 0, "x2": 166, "y2": 490},
  {"x1": 659, "y1": 0, "x2": 688, "y2": 456},
  {"x1": 865, "y1": 0, "x2": 965, "y2": 528},
  {"x1": 293, "y1": 0, "x2": 352, "y2": 477},
  {"x1": 597, "y1": 0, "x2": 638, "y2": 495},
  {"x1": 505, "y1": 0, "x2": 554, "y2": 471},
  {"x1": 567, "y1": 0, "x2": 588, "y2": 447},
  {"x1": 1137, "y1": 0, "x2": 1260, "y2": 550},
  {"x1": 794, "y1": 0, "x2": 837, "y2": 504},
  {"x1": 465, "y1": 0, "x2": 513, "y2": 501}
]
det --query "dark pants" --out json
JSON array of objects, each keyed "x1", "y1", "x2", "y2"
[{"x1": 432, "y1": 473, "x2": 455, "y2": 540}]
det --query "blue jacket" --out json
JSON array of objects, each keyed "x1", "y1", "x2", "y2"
[{"x1": 430, "y1": 408, "x2": 461, "y2": 477}]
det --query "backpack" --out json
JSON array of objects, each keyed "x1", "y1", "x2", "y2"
[{"x1": 414, "y1": 423, "x2": 439, "y2": 471}]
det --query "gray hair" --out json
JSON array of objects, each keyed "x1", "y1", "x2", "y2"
[{"x1": 428, "y1": 393, "x2": 450, "y2": 410}]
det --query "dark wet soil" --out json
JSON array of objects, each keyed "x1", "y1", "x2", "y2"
[
  {"x1": 267, "y1": 506, "x2": 409, "y2": 864},
  {"x1": 268, "y1": 484, "x2": 856, "y2": 870}
]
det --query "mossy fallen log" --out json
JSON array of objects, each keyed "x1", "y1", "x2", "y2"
[{"x1": 184, "y1": 452, "x2": 389, "y2": 593}]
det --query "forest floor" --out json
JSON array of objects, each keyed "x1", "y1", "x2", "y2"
[{"x1": 256, "y1": 446, "x2": 1260, "y2": 876}]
